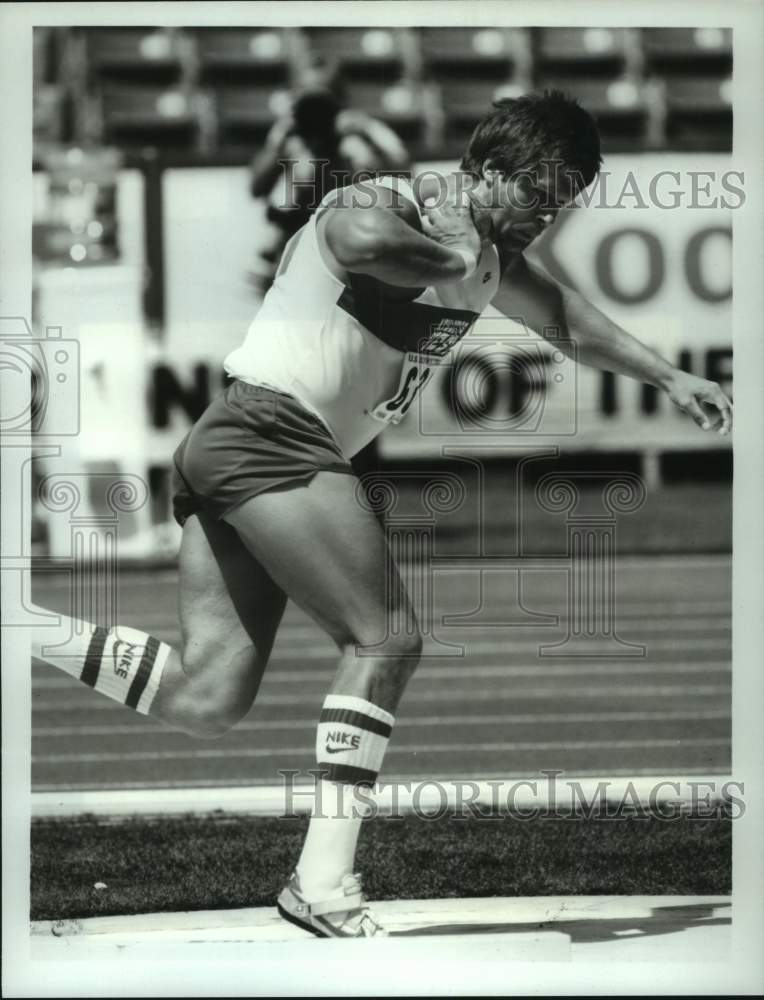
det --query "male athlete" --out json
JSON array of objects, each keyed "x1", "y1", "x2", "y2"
[{"x1": 32, "y1": 92, "x2": 732, "y2": 937}]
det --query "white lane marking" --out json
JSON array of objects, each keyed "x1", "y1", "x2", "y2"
[
  {"x1": 33, "y1": 709, "x2": 730, "y2": 738},
  {"x1": 31, "y1": 684, "x2": 731, "y2": 713},
  {"x1": 210, "y1": 637, "x2": 730, "y2": 658},
  {"x1": 33, "y1": 737, "x2": 730, "y2": 764},
  {"x1": 79, "y1": 619, "x2": 730, "y2": 639},
  {"x1": 31, "y1": 658, "x2": 732, "y2": 690},
  {"x1": 30, "y1": 556, "x2": 731, "y2": 588},
  {"x1": 32, "y1": 766, "x2": 733, "y2": 793},
  {"x1": 33, "y1": 608, "x2": 732, "y2": 632}
]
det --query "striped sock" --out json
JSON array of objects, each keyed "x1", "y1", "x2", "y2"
[
  {"x1": 33, "y1": 614, "x2": 171, "y2": 716},
  {"x1": 297, "y1": 695, "x2": 395, "y2": 900},
  {"x1": 316, "y1": 694, "x2": 394, "y2": 786}
]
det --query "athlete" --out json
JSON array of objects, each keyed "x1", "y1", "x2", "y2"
[{"x1": 31, "y1": 92, "x2": 732, "y2": 938}]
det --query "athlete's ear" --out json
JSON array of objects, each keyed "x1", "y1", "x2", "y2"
[{"x1": 481, "y1": 160, "x2": 506, "y2": 191}]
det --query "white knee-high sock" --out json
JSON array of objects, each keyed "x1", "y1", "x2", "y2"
[
  {"x1": 296, "y1": 694, "x2": 394, "y2": 899},
  {"x1": 33, "y1": 612, "x2": 172, "y2": 715}
]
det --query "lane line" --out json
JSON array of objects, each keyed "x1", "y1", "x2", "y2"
[
  {"x1": 29, "y1": 637, "x2": 733, "y2": 666},
  {"x1": 32, "y1": 709, "x2": 730, "y2": 738},
  {"x1": 31, "y1": 684, "x2": 731, "y2": 713},
  {"x1": 31, "y1": 766, "x2": 736, "y2": 793},
  {"x1": 29, "y1": 611, "x2": 733, "y2": 631},
  {"x1": 30, "y1": 556, "x2": 731, "y2": 588},
  {"x1": 31, "y1": 659, "x2": 732, "y2": 692},
  {"x1": 33, "y1": 738, "x2": 730, "y2": 764},
  {"x1": 189, "y1": 638, "x2": 732, "y2": 658}
]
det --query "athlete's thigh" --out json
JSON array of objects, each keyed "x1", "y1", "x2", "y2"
[
  {"x1": 222, "y1": 472, "x2": 407, "y2": 647},
  {"x1": 178, "y1": 510, "x2": 287, "y2": 673}
]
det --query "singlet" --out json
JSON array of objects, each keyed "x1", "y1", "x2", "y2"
[{"x1": 224, "y1": 176, "x2": 501, "y2": 459}]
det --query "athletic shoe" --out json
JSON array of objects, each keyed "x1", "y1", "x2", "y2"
[{"x1": 277, "y1": 871, "x2": 388, "y2": 938}]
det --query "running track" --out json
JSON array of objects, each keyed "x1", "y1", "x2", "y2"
[{"x1": 30, "y1": 554, "x2": 731, "y2": 791}]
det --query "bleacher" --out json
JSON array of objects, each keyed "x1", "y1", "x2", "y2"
[{"x1": 33, "y1": 26, "x2": 732, "y2": 162}]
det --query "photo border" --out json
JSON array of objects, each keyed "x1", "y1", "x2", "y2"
[{"x1": 2, "y1": 1, "x2": 762, "y2": 995}]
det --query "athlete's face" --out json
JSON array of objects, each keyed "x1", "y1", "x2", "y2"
[{"x1": 475, "y1": 161, "x2": 579, "y2": 254}]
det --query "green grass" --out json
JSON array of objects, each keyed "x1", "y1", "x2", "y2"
[{"x1": 31, "y1": 812, "x2": 731, "y2": 921}]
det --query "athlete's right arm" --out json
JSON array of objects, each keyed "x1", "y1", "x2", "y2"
[{"x1": 320, "y1": 183, "x2": 482, "y2": 287}]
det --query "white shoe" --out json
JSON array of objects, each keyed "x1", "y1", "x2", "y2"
[{"x1": 277, "y1": 872, "x2": 388, "y2": 938}]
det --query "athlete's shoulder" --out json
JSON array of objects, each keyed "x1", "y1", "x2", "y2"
[{"x1": 320, "y1": 176, "x2": 420, "y2": 227}]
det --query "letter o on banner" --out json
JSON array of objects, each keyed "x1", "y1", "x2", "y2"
[
  {"x1": 685, "y1": 226, "x2": 732, "y2": 303},
  {"x1": 596, "y1": 228, "x2": 664, "y2": 304},
  {"x1": 445, "y1": 353, "x2": 500, "y2": 425}
]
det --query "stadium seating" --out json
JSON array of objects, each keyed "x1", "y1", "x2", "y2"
[
  {"x1": 420, "y1": 27, "x2": 514, "y2": 67},
  {"x1": 342, "y1": 80, "x2": 426, "y2": 144},
  {"x1": 212, "y1": 83, "x2": 289, "y2": 146},
  {"x1": 195, "y1": 28, "x2": 290, "y2": 84},
  {"x1": 535, "y1": 27, "x2": 631, "y2": 76},
  {"x1": 32, "y1": 26, "x2": 734, "y2": 159},
  {"x1": 302, "y1": 27, "x2": 404, "y2": 77},
  {"x1": 34, "y1": 30, "x2": 69, "y2": 148},
  {"x1": 98, "y1": 85, "x2": 198, "y2": 150},
  {"x1": 641, "y1": 27, "x2": 732, "y2": 75},
  {"x1": 79, "y1": 27, "x2": 184, "y2": 84},
  {"x1": 662, "y1": 74, "x2": 732, "y2": 149},
  {"x1": 640, "y1": 29, "x2": 732, "y2": 150}
]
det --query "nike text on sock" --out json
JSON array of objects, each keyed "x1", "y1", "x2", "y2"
[
  {"x1": 37, "y1": 617, "x2": 171, "y2": 715},
  {"x1": 84, "y1": 625, "x2": 171, "y2": 713},
  {"x1": 316, "y1": 694, "x2": 394, "y2": 787}
]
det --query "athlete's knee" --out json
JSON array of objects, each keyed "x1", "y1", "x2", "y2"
[
  {"x1": 176, "y1": 644, "x2": 249, "y2": 739},
  {"x1": 182, "y1": 700, "x2": 238, "y2": 739},
  {"x1": 391, "y1": 628, "x2": 423, "y2": 666}
]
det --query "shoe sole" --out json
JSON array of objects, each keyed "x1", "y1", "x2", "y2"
[{"x1": 276, "y1": 901, "x2": 327, "y2": 938}]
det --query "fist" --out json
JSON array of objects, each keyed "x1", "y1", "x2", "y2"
[{"x1": 421, "y1": 176, "x2": 490, "y2": 259}]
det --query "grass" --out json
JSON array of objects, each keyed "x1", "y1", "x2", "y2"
[{"x1": 31, "y1": 812, "x2": 731, "y2": 921}]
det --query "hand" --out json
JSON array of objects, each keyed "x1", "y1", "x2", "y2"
[
  {"x1": 266, "y1": 113, "x2": 295, "y2": 151},
  {"x1": 336, "y1": 109, "x2": 372, "y2": 135},
  {"x1": 664, "y1": 371, "x2": 733, "y2": 435},
  {"x1": 421, "y1": 176, "x2": 491, "y2": 261}
]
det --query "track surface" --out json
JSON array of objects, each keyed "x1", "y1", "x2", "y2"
[{"x1": 31, "y1": 554, "x2": 731, "y2": 791}]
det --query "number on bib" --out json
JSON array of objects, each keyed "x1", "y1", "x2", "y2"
[{"x1": 368, "y1": 352, "x2": 437, "y2": 425}]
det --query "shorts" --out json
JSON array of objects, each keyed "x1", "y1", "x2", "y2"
[{"x1": 171, "y1": 380, "x2": 353, "y2": 527}]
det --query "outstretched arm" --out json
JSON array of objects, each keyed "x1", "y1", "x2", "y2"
[{"x1": 492, "y1": 254, "x2": 733, "y2": 435}]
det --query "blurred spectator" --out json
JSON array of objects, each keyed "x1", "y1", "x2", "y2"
[{"x1": 249, "y1": 82, "x2": 410, "y2": 293}]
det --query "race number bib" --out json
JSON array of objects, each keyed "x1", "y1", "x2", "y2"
[{"x1": 368, "y1": 351, "x2": 440, "y2": 425}]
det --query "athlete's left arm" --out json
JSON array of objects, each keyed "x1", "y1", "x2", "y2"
[{"x1": 492, "y1": 254, "x2": 733, "y2": 435}]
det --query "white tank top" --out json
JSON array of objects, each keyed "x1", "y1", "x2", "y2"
[{"x1": 224, "y1": 176, "x2": 500, "y2": 459}]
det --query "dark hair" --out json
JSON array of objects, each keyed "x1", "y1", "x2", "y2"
[
  {"x1": 460, "y1": 90, "x2": 602, "y2": 189},
  {"x1": 293, "y1": 88, "x2": 341, "y2": 140}
]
